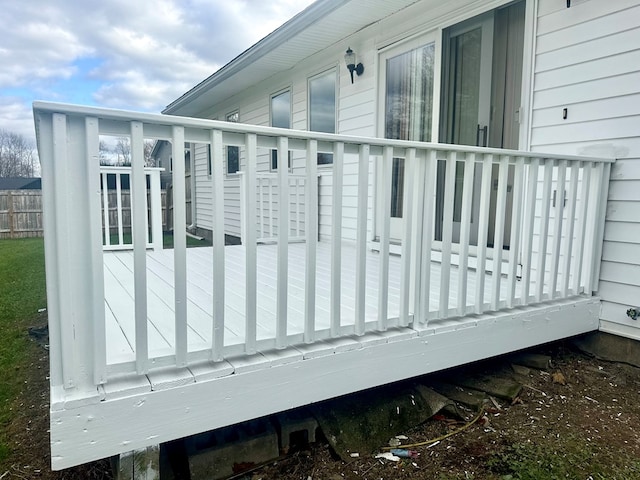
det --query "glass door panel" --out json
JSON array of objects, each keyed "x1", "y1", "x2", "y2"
[
  {"x1": 437, "y1": 13, "x2": 494, "y2": 246},
  {"x1": 380, "y1": 38, "x2": 435, "y2": 240}
]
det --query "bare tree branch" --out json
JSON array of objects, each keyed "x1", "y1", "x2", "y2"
[{"x1": 0, "y1": 129, "x2": 38, "y2": 177}]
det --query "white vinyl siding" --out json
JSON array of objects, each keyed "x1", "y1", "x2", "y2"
[
  {"x1": 530, "y1": 0, "x2": 640, "y2": 338},
  {"x1": 189, "y1": 0, "x2": 639, "y2": 338}
]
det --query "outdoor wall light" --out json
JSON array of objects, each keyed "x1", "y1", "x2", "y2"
[{"x1": 344, "y1": 47, "x2": 364, "y2": 83}]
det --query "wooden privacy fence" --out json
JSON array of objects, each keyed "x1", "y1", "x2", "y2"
[
  {"x1": 0, "y1": 190, "x2": 43, "y2": 239},
  {"x1": 0, "y1": 187, "x2": 168, "y2": 241}
]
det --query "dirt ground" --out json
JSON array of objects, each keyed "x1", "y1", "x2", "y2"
[{"x1": 3, "y1": 336, "x2": 640, "y2": 479}]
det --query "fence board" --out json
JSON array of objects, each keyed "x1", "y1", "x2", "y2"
[
  {"x1": 0, "y1": 190, "x2": 44, "y2": 238},
  {"x1": 0, "y1": 189, "x2": 168, "y2": 240}
]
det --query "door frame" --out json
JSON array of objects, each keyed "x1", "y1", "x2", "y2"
[
  {"x1": 372, "y1": 0, "x2": 536, "y2": 267},
  {"x1": 375, "y1": 30, "x2": 440, "y2": 242}
]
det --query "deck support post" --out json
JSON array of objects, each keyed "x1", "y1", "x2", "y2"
[{"x1": 113, "y1": 446, "x2": 160, "y2": 480}]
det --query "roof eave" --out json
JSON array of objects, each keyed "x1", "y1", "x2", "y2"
[{"x1": 162, "y1": 0, "x2": 350, "y2": 115}]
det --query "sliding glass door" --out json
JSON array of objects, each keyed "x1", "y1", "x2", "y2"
[{"x1": 378, "y1": 34, "x2": 436, "y2": 240}]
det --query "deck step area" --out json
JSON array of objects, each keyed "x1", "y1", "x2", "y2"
[{"x1": 125, "y1": 350, "x2": 551, "y2": 479}]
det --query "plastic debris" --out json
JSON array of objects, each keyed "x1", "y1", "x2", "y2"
[
  {"x1": 388, "y1": 437, "x2": 402, "y2": 447},
  {"x1": 349, "y1": 453, "x2": 359, "y2": 458},
  {"x1": 395, "y1": 435, "x2": 409, "y2": 440},
  {"x1": 375, "y1": 452, "x2": 400, "y2": 462},
  {"x1": 390, "y1": 449, "x2": 420, "y2": 458}
]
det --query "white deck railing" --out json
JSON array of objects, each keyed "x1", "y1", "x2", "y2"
[
  {"x1": 33, "y1": 102, "x2": 612, "y2": 395},
  {"x1": 239, "y1": 172, "x2": 311, "y2": 243},
  {"x1": 100, "y1": 166, "x2": 164, "y2": 251}
]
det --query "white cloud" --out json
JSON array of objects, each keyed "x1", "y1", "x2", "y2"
[
  {"x1": 0, "y1": 0, "x2": 316, "y2": 143},
  {"x1": 0, "y1": 98, "x2": 38, "y2": 143}
]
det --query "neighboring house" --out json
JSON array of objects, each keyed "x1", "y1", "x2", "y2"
[
  {"x1": 164, "y1": 0, "x2": 640, "y2": 344},
  {"x1": 150, "y1": 139, "x2": 195, "y2": 228},
  {"x1": 32, "y1": 0, "x2": 639, "y2": 476},
  {"x1": 0, "y1": 176, "x2": 41, "y2": 190}
]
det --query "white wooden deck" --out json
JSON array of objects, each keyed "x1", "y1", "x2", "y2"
[
  {"x1": 35, "y1": 102, "x2": 611, "y2": 471},
  {"x1": 103, "y1": 242, "x2": 528, "y2": 367}
]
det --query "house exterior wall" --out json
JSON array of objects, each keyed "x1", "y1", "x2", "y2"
[
  {"x1": 529, "y1": 0, "x2": 640, "y2": 339},
  {"x1": 190, "y1": 0, "x2": 520, "y2": 242},
  {"x1": 184, "y1": 0, "x2": 639, "y2": 338}
]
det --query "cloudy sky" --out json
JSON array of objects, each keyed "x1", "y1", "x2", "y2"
[{"x1": 0, "y1": 0, "x2": 316, "y2": 143}]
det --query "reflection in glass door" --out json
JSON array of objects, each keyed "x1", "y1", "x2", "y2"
[
  {"x1": 381, "y1": 38, "x2": 435, "y2": 240},
  {"x1": 438, "y1": 13, "x2": 494, "y2": 247},
  {"x1": 438, "y1": 1, "x2": 525, "y2": 250}
]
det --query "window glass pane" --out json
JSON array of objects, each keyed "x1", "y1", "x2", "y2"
[
  {"x1": 271, "y1": 91, "x2": 291, "y2": 129},
  {"x1": 385, "y1": 43, "x2": 434, "y2": 142},
  {"x1": 449, "y1": 28, "x2": 482, "y2": 146},
  {"x1": 310, "y1": 72, "x2": 336, "y2": 133},
  {"x1": 226, "y1": 111, "x2": 240, "y2": 174},
  {"x1": 271, "y1": 91, "x2": 291, "y2": 169},
  {"x1": 310, "y1": 70, "x2": 336, "y2": 165}
]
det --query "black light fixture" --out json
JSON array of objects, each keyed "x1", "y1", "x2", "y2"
[{"x1": 344, "y1": 47, "x2": 364, "y2": 83}]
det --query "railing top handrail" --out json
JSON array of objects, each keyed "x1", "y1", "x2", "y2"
[
  {"x1": 99, "y1": 166, "x2": 165, "y2": 173},
  {"x1": 238, "y1": 172, "x2": 312, "y2": 179},
  {"x1": 34, "y1": 101, "x2": 615, "y2": 164}
]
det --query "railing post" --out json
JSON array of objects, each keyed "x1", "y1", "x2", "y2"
[
  {"x1": 131, "y1": 121, "x2": 150, "y2": 373},
  {"x1": 418, "y1": 149, "x2": 438, "y2": 324},
  {"x1": 377, "y1": 146, "x2": 393, "y2": 331},
  {"x1": 304, "y1": 140, "x2": 319, "y2": 343},
  {"x1": 211, "y1": 129, "x2": 226, "y2": 361},
  {"x1": 490, "y1": 155, "x2": 509, "y2": 311},
  {"x1": 86, "y1": 117, "x2": 107, "y2": 385},
  {"x1": 244, "y1": 133, "x2": 258, "y2": 354},
  {"x1": 330, "y1": 142, "x2": 344, "y2": 337},
  {"x1": 37, "y1": 111, "x2": 102, "y2": 400},
  {"x1": 399, "y1": 148, "x2": 416, "y2": 327},
  {"x1": 439, "y1": 151, "x2": 457, "y2": 318},
  {"x1": 474, "y1": 154, "x2": 493, "y2": 314},
  {"x1": 276, "y1": 136, "x2": 289, "y2": 348},
  {"x1": 590, "y1": 162, "x2": 611, "y2": 293},
  {"x1": 457, "y1": 153, "x2": 476, "y2": 316},
  {"x1": 149, "y1": 169, "x2": 163, "y2": 251},
  {"x1": 102, "y1": 172, "x2": 111, "y2": 248},
  {"x1": 239, "y1": 172, "x2": 246, "y2": 244},
  {"x1": 171, "y1": 126, "x2": 188, "y2": 367},
  {"x1": 506, "y1": 157, "x2": 525, "y2": 307}
]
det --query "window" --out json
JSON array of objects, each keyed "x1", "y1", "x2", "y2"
[
  {"x1": 270, "y1": 89, "x2": 291, "y2": 170},
  {"x1": 226, "y1": 111, "x2": 240, "y2": 174},
  {"x1": 309, "y1": 69, "x2": 336, "y2": 165}
]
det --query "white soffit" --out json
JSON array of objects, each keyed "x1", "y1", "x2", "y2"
[{"x1": 163, "y1": 0, "x2": 421, "y2": 116}]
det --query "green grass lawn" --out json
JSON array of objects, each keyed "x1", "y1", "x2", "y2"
[{"x1": 0, "y1": 238, "x2": 47, "y2": 462}]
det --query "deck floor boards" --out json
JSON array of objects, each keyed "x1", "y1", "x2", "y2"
[{"x1": 103, "y1": 242, "x2": 523, "y2": 366}]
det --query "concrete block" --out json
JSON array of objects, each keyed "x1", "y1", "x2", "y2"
[
  {"x1": 511, "y1": 352, "x2": 552, "y2": 370},
  {"x1": 274, "y1": 408, "x2": 319, "y2": 453},
  {"x1": 185, "y1": 418, "x2": 279, "y2": 480},
  {"x1": 572, "y1": 332, "x2": 640, "y2": 368},
  {"x1": 113, "y1": 446, "x2": 160, "y2": 480}
]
